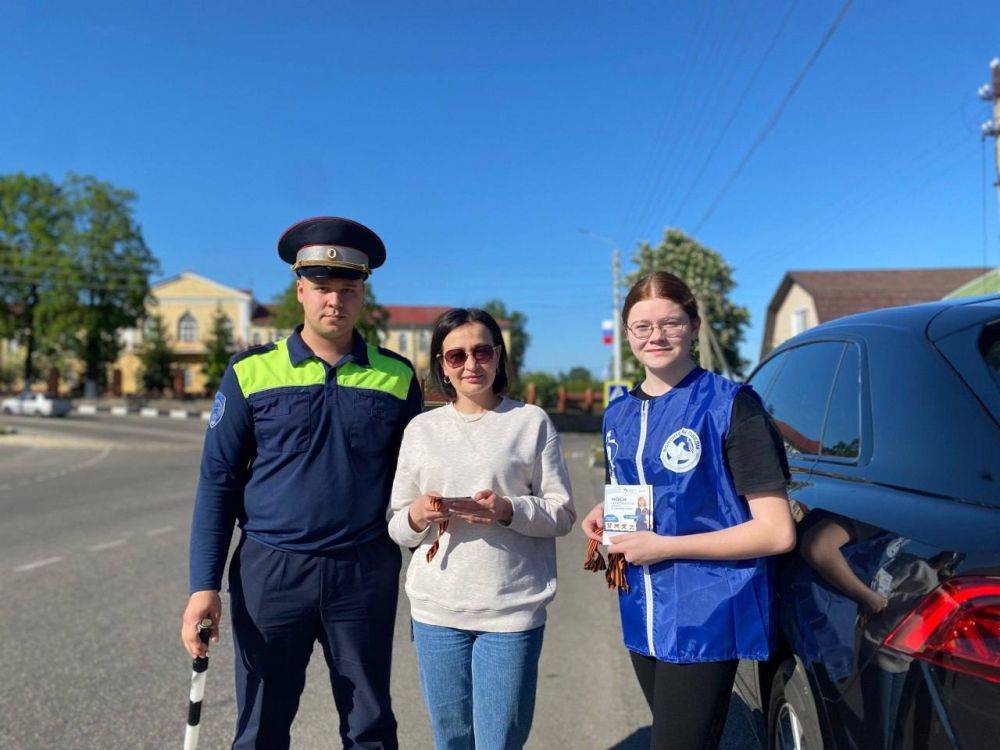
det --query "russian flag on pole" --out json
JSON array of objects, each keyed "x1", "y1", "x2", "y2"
[{"x1": 602, "y1": 319, "x2": 613, "y2": 345}]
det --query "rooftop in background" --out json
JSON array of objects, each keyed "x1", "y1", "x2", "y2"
[
  {"x1": 762, "y1": 267, "x2": 991, "y2": 357},
  {"x1": 383, "y1": 305, "x2": 453, "y2": 327}
]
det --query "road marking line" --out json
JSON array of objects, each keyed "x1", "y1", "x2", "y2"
[
  {"x1": 146, "y1": 525, "x2": 176, "y2": 537},
  {"x1": 15, "y1": 556, "x2": 64, "y2": 572},
  {"x1": 89, "y1": 539, "x2": 127, "y2": 552}
]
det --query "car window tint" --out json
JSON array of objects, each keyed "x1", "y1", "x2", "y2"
[
  {"x1": 821, "y1": 345, "x2": 861, "y2": 459},
  {"x1": 762, "y1": 342, "x2": 845, "y2": 456},
  {"x1": 747, "y1": 351, "x2": 787, "y2": 400},
  {"x1": 980, "y1": 322, "x2": 1000, "y2": 388}
]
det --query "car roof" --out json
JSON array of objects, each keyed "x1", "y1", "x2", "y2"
[{"x1": 772, "y1": 294, "x2": 999, "y2": 350}]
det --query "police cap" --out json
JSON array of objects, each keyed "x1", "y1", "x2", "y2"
[{"x1": 278, "y1": 216, "x2": 386, "y2": 280}]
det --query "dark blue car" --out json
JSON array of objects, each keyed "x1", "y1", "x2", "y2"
[{"x1": 743, "y1": 295, "x2": 1000, "y2": 750}]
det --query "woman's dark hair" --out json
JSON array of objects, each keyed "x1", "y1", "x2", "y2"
[
  {"x1": 430, "y1": 308, "x2": 510, "y2": 400},
  {"x1": 621, "y1": 271, "x2": 699, "y2": 326}
]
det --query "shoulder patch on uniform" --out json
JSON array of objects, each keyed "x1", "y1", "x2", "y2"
[{"x1": 208, "y1": 392, "x2": 226, "y2": 428}]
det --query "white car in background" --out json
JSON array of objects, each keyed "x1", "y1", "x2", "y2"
[{"x1": 0, "y1": 392, "x2": 72, "y2": 417}]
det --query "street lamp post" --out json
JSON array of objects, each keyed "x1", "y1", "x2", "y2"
[{"x1": 579, "y1": 229, "x2": 623, "y2": 383}]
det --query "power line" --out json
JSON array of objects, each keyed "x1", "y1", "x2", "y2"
[
  {"x1": 638, "y1": 0, "x2": 760, "y2": 242},
  {"x1": 691, "y1": 0, "x2": 853, "y2": 235},
  {"x1": 620, "y1": 3, "x2": 716, "y2": 241},
  {"x1": 737, "y1": 122, "x2": 971, "y2": 269},
  {"x1": 626, "y1": 2, "x2": 726, "y2": 241},
  {"x1": 735, "y1": 137, "x2": 974, "y2": 279},
  {"x1": 669, "y1": 0, "x2": 799, "y2": 227}
]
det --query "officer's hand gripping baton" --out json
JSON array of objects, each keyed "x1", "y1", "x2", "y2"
[{"x1": 183, "y1": 618, "x2": 213, "y2": 750}]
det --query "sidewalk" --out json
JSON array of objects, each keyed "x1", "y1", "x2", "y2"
[{"x1": 72, "y1": 397, "x2": 214, "y2": 421}]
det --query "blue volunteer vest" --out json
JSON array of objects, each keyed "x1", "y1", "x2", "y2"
[{"x1": 603, "y1": 367, "x2": 774, "y2": 662}]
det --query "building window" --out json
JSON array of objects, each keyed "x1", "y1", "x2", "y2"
[
  {"x1": 791, "y1": 308, "x2": 808, "y2": 335},
  {"x1": 252, "y1": 332, "x2": 261, "y2": 346},
  {"x1": 398, "y1": 332, "x2": 408, "y2": 351},
  {"x1": 178, "y1": 313, "x2": 199, "y2": 343},
  {"x1": 418, "y1": 330, "x2": 430, "y2": 353},
  {"x1": 121, "y1": 328, "x2": 137, "y2": 353}
]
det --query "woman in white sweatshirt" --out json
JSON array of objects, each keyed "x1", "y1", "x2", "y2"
[{"x1": 387, "y1": 307, "x2": 575, "y2": 750}]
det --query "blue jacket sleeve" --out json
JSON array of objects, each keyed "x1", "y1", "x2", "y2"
[{"x1": 188, "y1": 363, "x2": 255, "y2": 593}]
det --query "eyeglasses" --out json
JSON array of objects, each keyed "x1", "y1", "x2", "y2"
[
  {"x1": 627, "y1": 319, "x2": 689, "y2": 340},
  {"x1": 439, "y1": 344, "x2": 499, "y2": 369}
]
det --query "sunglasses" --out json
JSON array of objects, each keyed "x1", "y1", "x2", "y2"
[{"x1": 439, "y1": 344, "x2": 499, "y2": 369}]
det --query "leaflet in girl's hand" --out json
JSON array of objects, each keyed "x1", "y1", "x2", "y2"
[{"x1": 602, "y1": 484, "x2": 653, "y2": 546}]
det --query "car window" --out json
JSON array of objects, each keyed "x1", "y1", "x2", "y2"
[
  {"x1": 747, "y1": 351, "x2": 787, "y2": 400},
  {"x1": 820, "y1": 345, "x2": 861, "y2": 459},
  {"x1": 762, "y1": 341, "x2": 845, "y2": 456},
  {"x1": 980, "y1": 322, "x2": 1000, "y2": 389}
]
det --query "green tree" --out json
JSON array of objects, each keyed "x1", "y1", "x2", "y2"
[
  {"x1": 56, "y1": 174, "x2": 158, "y2": 393},
  {"x1": 561, "y1": 366, "x2": 594, "y2": 383},
  {"x1": 272, "y1": 275, "x2": 389, "y2": 343},
  {"x1": 203, "y1": 308, "x2": 234, "y2": 393},
  {"x1": 559, "y1": 365, "x2": 599, "y2": 393},
  {"x1": 138, "y1": 314, "x2": 174, "y2": 395},
  {"x1": 517, "y1": 371, "x2": 559, "y2": 408},
  {"x1": 0, "y1": 173, "x2": 74, "y2": 387},
  {"x1": 271, "y1": 275, "x2": 300, "y2": 331},
  {"x1": 481, "y1": 300, "x2": 529, "y2": 380},
  {"x1": 625, "y1": 228, "x2": 750, "y2": 378}
]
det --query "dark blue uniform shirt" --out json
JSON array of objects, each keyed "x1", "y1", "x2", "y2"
[{"x1": 189, "y1": 326, "x2": 422, "y2": 593}]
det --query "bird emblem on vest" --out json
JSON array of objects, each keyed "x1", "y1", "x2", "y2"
[{"x1": 660, "y1": 428, "x2": 702, "y2": 473}]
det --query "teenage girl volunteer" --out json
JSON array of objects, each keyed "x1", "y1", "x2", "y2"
[{"x1": 582, "y1": 271, "x2": 796, "y2": 750}]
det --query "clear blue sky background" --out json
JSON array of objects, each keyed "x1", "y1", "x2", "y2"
[{"x1": 2, "y1": 1, "x2": 998, "y2": 375}]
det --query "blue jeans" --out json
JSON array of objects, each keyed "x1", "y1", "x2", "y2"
[{"x1": 411, "y1": 620, "x2": 545, "y2": 750}]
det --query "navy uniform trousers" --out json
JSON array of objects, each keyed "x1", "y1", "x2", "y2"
[{"x1": 228, "y1": 533, "x2": 402, "y2": 749}]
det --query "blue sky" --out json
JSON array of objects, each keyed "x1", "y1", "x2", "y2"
[{"x1": 2, "y1": 1, "x2": 998, "y2": 375}]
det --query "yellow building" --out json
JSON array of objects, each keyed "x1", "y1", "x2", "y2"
[
  {"x1": 1, "y1": 271, "x2": 513, "y2": 397},
  {"x1": 115, "y1": 272, "x2": 288, "y2": 396},
  {"x1": 381, "y1": 305, "x2": 513, "y2": 384}
]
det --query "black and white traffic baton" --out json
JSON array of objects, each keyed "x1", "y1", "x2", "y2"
[{"x1": 184, "y1": 618, "x2": 213, "y2": 750}]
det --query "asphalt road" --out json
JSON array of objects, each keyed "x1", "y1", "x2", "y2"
[{"x1": 0, "y1": 413, "x2": 764, "y2": 749}]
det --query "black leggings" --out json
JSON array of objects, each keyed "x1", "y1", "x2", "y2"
[{"x1": 629, "y1": 652, "x2": 739, "y2": 750}]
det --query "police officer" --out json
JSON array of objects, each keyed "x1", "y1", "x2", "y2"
[{"x1": 181, "y1": 217, "x2": 422, "y2": 749}]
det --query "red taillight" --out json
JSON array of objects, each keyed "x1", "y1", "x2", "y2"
[{"x1": 883, "y1": 576, "x2": 1000, "y2": 684}]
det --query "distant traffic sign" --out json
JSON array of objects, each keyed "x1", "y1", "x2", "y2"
[{"x1": 603, "y1": 381, "x2": 631, "y2": 405}]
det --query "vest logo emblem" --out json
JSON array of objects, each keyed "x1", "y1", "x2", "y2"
[{"x1": 661, "y1": 428, "x2": 701, "y2": 473}]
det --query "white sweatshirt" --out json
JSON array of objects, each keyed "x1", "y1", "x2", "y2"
[{"x1": 387, "y1": 398, "x2": 576, "y2": 632}]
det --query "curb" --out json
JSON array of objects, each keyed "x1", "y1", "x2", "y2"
[{"x1": 74, "y1": 405, "x2": 209, "y2": 421}]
